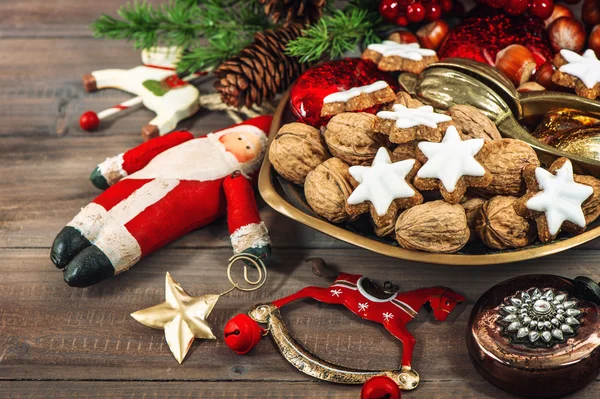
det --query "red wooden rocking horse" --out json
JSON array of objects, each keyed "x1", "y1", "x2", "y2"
[{"x1": 224, "y1": 260, "x2": 465, "y2": 396}]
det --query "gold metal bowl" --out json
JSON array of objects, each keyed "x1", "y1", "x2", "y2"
[{"x1": 259, "y1": 59, "x2": 600, "y2": 265}]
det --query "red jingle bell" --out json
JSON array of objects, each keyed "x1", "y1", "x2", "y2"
[
  {"x1": 361, "y1": 375, "x2": 401, "y2": 399},
  {"x1": 79, "y1": 111, "x2": 100, "y2": 131},
  {"x1": 224, "y1": 313, "x2": 264, "y2": 355}
]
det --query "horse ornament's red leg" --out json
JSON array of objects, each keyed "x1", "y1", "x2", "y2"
[{"x1": 271, "y1": 286, "x2": 344, "y2": 308}]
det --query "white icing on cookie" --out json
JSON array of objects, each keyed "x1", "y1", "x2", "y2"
[
  {"x1": 367, "y1": 41, "x2": 436, "y2": 61},
  {"x1": 347, "y1": 148, "x2": 416, "y2": 216},
  {"x1": 559, "y1": 49, "x2": 600, "y2": 89},
  {"x1": 323, "y1": 81, "x2": 390, "y2": 104},
  {"x1": 417, "y1": 126, "x2": 485, "y2": 192},
  {"x1": 377, "y1": 104, "x2": 452, "y2": 129},
  {"x1": 526, "y1": 159, "x2": 593, "y2": 235}
]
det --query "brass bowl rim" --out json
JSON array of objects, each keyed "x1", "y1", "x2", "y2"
[{"x1": 258, "y1": 91, "x2": 600, "y2": 266}]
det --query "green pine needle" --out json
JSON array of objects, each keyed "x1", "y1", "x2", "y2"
[{"x1": 285, "y1": 8, "x2": 382, "y2": 63}]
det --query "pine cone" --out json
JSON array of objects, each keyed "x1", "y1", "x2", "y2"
[
  {"x1": 214, "y1": 23, "x2": 308, "y2": 108},
  {"x1": 259, "y1": 0, "x2": 326, "y2": 24}
]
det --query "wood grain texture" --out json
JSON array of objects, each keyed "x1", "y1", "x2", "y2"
[{"x1": 0, "y1": 1, "x2": 598, "y2": 398}]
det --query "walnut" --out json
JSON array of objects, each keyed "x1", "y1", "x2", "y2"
[
  {"x1": 304, "y1": 158, "x2": 357, "y2": 223},
  {"x1": 576, "y1": 174, "x2": 600, "y2": 224},
  {"x1": 323, "y1": 113, "x2": 387, "y2": 166},
  {"x1": 447, "y1": 104, "x2": 502, "y2": 141},
  {"x1": 475, "y1": 196, "x2": 536, "y2": 249},
  {"x1": 269, "y1": 122, "x2": 330, "y2": 185},
  {"x1": 476, "y1": 139, "x2": 540, "y2": 196},
  {"x1": 395, "y1": 200, "x2": 470, "y2": 253},
  {"x1": 460, "y1": 196, "x2": 487, "y2": 242}
]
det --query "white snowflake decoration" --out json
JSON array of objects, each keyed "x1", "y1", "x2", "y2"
[
  {"x1": 526, "y1": 160, "x2": 593, "y2": 235},
  {"x1": 377, "y1": 104, "x2": 452, "y2": 129},
  {"x1": 417, "y1": 126, "x2": 485, "y2": 192},
  {"x1": 383, "y1": 312, "x2": 394, "y2": 322},
  {"x1": 358, "y1": 302, "x2": 369, "y2": 312},
  {"x1": 347, "y1": 148, "x2": 417, "y2": 216},
  {"x1": 559, "y1": 49, "x2": 600, "y2": 89},
  {"x1": 367, "y1": 41, "x2": 436, "y2": 61},
  {"x1": 330, "y1": 289, "x2": 342, "y2": 297}
]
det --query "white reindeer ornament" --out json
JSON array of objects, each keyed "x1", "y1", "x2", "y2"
[{"x1": 79, "y1": 47, "x2": 202, "y2": 140}]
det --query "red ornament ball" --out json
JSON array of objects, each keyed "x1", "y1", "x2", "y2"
[
  {"x1": 290, "y1": 58, "x2": 398, "y2": 128},
  {"x1": 79, "y1": 111, "x2": 100, "y2": 131},
  {"x1": 425, "y1": 3, "x2": 443, "y2": 21},
  {"x1": 487, "y1": 0, "x2": 509, "y2": 7},
  {"x1": 361, "y1": 376, "x2": 401, "y2": 399},
  {"x1": 529, "y1": 0, "x2": 554, "y2": 20},
  {"x1": 407, "y1": 3, "x2": 426, "y2": 23},
  {"x1": 223, "y1": 314, "x2": 264, "y2": 355},
  {"x1": 379, "y1": 0, "x2": 401, "y2": 22},
  {"x1": 505, "y1": 0, "x2": 529, "y2": 14}
]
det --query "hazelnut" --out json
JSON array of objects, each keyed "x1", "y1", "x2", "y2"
[
  {"x1": 495, "y1": 44, "x2": 537, "y2": 87},
  {"x1": 547, "y1": 17, "x2": 586, "y2": 53},
  {"x1": 532, "y1": 61, "x2": 557, "y2": 89},
  {"x1": 269, "y1": 122, "x2": 330, "y2": 185},
  {"x1": 583, "y1": 0, "x2": 600, "y2": 26},
  {"x1": 544, "y1": 4, "x2": 573, "y2": 28},
  {"x1": 517, "y1": 82, "x2": 546, "y2": 93},
  {"x1": 387, "y1": 30, "x2": 418, "y2": 44},
  {"x1": 590, "y1": 25, "x2": 600, "y2": 58},
  {"x1": 416, "y1": 20, "x2": 449, "y2": 50}
]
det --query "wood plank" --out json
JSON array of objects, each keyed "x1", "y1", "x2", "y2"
[
  {"x1": 0, "y1": 0, "x2": 161, "y2": 38},
  {"x1": 0, "y1": 247, "x2": 598, "y2": 399}
]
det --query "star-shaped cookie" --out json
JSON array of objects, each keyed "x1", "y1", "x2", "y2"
[
  {"x1": 552, "y1": 49, "x2": 600, "y2": 100},
  {"x1": 362, "y1": 41, "x2": 438, "y2": 74},
  {"x1": 514, "y1": 158, "x2": 595, "y2": 242},
  {"x1": 375, "y1": 92, "x2": 454, "y2": 144},
  {"x1": 131, "y1": 272, "x2": 219, "y2": 364},
  {"x1": 346, "y1": 147, "x2": 423, "y2": 237},
  {"x1": 414, "y1": 126, "x2": 491, "y2": 204}
]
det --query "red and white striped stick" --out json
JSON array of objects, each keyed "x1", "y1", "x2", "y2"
[{"x1": 79, "y1": 72, "x2": 205, "y2": 132}]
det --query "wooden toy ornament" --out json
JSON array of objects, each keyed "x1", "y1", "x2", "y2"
[
  {"x1": 80, "y1": 46, "x2": 204, "y2": 140},
  {"x1": 51, "y1": 116, "x2": 273, "y2": 287},
  {"x1": 224, "y1": 259, "x2": 465, "y2": 396},
  {"x1": 132, "y1": 254, "x2": 267, "y2": 364}
]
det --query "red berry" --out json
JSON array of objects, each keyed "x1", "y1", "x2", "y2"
[
  {"x1": 505, "y1": 0, "x2": 529, "y2": 15},
  {"x1": 396, "y1": 15, "x2": 409, "y2": 25},
  {"x1": 441, "y1": 0, "x2": 453, "y2": 12},
  {"x1": 79, "y1": 111, "x2": 100, "y2": 131},
  {"x1": 425, "y1": 3, "x2": 442, "y2": 20},
  {"x1": 379, "y1": 0, "x2": 401, "y2": 22},
  {"x1": 529, "y1": 0, "x2": 554, "y2": 20},
  {"x1": 407, "y1": 3, "x2": 426, "y2": 22},
  {"x1": 486, "y1": 0, "x2": 509, "y2": 8}
]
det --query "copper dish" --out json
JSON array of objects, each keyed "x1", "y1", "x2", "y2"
[{"x1": 258, "y1": 59, "x2": 600, "y2": 265}]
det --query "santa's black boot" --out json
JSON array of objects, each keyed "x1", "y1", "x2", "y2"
[
  {"x1": 63, "y1": 245, "x2": 115, "y2": 287},
  {"x1": 51, "y1": 226, "x2": 92, "y2": 269}
]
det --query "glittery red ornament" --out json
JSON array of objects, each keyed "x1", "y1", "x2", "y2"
[
  {"x1": 289, "y1": 58, "x2": 398, "y2": 128},
  {"x1": 438, "y1": 7, "x2": 553, "y2": 68},
  {"x1": 505, "y1": 0, "x2": 529, "y2": 15}
]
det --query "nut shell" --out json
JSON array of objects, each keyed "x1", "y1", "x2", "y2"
[
  {"x1": 324, "y1": 113, "x2": 387, "y2": 166},
  {"x1": 476, "y1": 139, "x2": 540, "y2": 196},
  {"x1": 395, "y1": 200, "x2": 470, "y2": 253},
  {"x1": 304, "y1": 158, "x2": 356, "y2": 223},
  {"x1": 269, "y1": 122, "x2": 330, "y2": 185},
  {"x1": 460, "y1": 196, "x2": 487, "y2": 242},
  {"x1": 447, "y1": 105, "x2": 502, "y2": 142},
  {"x1": 475, "y1": 196, "x2": 536, "y2": 249}
]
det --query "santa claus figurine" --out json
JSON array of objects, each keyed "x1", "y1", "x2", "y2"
[{"x1": 51, "y1": 116, "x2": 273, "y2": 287}]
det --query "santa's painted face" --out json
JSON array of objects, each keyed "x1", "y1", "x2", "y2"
[{"x1": 219, "y1": 131, "x2": 262, "y2": 163}]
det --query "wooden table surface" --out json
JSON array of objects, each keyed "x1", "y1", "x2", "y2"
[{"x1": 1, "y1": 1, "x2": 598, "y2": 398}]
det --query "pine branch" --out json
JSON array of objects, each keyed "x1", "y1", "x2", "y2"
[
  {"x1": 91, "y1": 0, "x2": 272, "y2": 71},
  {"x1": 285, "y1": 8, "x2": 382, "y2": 63}
]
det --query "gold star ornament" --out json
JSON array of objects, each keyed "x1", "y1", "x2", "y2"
[{"x1": 131, "y1": 272, "x2": 219, "y2": 364}]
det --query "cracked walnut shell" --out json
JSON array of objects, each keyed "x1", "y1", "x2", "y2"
[
  {"x1": 304, "y1": 158, "x2": 357, "y2": 223},
  {"x1": 269, "y1": 122, "x2": 330, "y2": 185},
  {"x1": 323, "y1": 112, "x2": 388, "y2": 166},
  {"x1": 395, "y1": 200, "x2": 470, "y2": 253},
  {"x1": 447, "y1": 105, "x2": 502, "y2": 142},
  {"x1": 475, "y1": 196, "x2": 536, "y2": 249}
]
